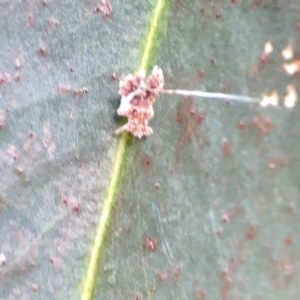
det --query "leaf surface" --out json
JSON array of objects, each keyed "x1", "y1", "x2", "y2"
[{"x1": 1, "y1": 0, "x2": 300, "y2": 300}]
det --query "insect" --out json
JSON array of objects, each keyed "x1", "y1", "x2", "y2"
[
  {"x1": 115, "y1": 66, "x2": 277, "y2": 139},
  {"x1": 115, "y1": 66, "x2": 163, "y2": 138}
]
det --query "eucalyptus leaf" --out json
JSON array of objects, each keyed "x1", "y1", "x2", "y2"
[{"x1": 1, "y1": 0, "x2": 300, "y2": 300}]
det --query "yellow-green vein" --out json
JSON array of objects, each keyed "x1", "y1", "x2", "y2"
[{"x1": 80, "y1": 0, "x2": 167, "y2": 299}]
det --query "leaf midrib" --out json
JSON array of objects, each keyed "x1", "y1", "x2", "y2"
[{"x1": 80, "y1": 1, "x2": 168, "y2": 299}]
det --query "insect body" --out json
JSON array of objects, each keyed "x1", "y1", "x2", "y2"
[{"x1": 115, "y1": 66, "x2": 163, "y2": 138}]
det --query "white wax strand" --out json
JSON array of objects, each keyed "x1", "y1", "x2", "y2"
[{"x1": 159, "y1": 89, "x2": 259, "y2": 103}]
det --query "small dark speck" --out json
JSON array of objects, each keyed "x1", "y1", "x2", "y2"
[
  {"x1": 72, "y1": 203, "x2": 80, "y2": 213},
  {"x1": 38, "y1": 47, "x2": 47, "y2": 56},
  {"x1": 27, "y1": 131, "x2": 35, "y2": 138},
  {"x1": 111, "y1": 73, "x2": 117, "y2": 80},
  {"x1": 14, "y1": 73, "x2": 21, "y2": 81}
]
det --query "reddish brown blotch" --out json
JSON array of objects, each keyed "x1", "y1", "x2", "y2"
[
  {"x1": 94, "y1": 0, "x2": 113, "y2": 17},
  {"x1": 222, "y1": 140, "x2": 232, "y2": 157},
  {"x1": 32, "y1": 284, "x2": 38, "y2": 292},
  {"x1": 172, "y1": 266, "x2": 181, "y2": 283},
  {"x1": 237, "y1": 120, "x2": 246, "y2": 131},
  {"x1": 145, "y1": 237, "x2": 156, "y2": 252},
  {"x1": 222, "y1": 214, "x2": 230, "y2": 223},
  {"x1": 158, "y1": 271, "x2": 167, "y2": 280},
  {"x1": 284, "y1": 236, "x2": 292, "y2": 246},
  {"x1": 27, "y1": 13, "x2": 34, "y2": 27},
  {"x1": 111, "y1": 73, "x2": 117, "y2": 80},
  {"x1": 288, "y1": 201, "x2": 296, "y2": 213},
  {"x1": 140, "y1": 154, "x2": 152, "y2": 168},
  {"x1": 197, "y1": 69, "x2": 205, "y2": 78},
  {"x1": 72, "y1": 202, "x2": 80, "y2": 213},
  {"x1": 37, "y1": 41, "x2": 47, "y2": 56},
  {"x1": 245, "y1": 225, "x2": 257, "y2": 240}
]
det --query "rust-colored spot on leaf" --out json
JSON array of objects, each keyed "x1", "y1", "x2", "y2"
[
  {"x1": 172, "y1": 97, "x2": 205, "y2": 172},
  {"x1": 49, "y1": 18, "x2": 59, "y2": 30},
  {"x1": 57, "y1": 83, "x2": 72, "y2": 94},
  {"x1": 221, "y1": 276, "x2": 232, "y2": 300},
  {"x1": 288, "y1": 201, "x2": 296, "y2": 213},
  {"x1": 140, "y1": 154, "x2": 153, "y2": 169},
  {"x1": 220, "y1": 269, "x2": 228, "y2": 279},
  {"x1": 111, "y1": 72, "x2": 117, "y2": 80},
  {"x1": 14, "y1": 72, "x2": 21, "y2": 81},
  {"x1": 222, "y1": 140, "x2": 232, "y2": 157},
  {"x1": 27, "y1": 13, "x2": 34, "y2": 27},
  {"x1": 0, "y1": 73, "x2": 5, "y2": 86},
  {"x1": 32, "y1": 284, "x2": 38, "y2": 292},
  {"x1": 237, "y1": 120, "x2": 247, "y2": 131},
  {"x1": 221, "y1": 244, "x2": 246, "y2": 300},
  {"x1": 72, "y1": 203, "x2": 80, "y2": 213},
  {"x1": 245, "y1": 225, "x2": 257, "y2": 240},
  {"x1": 172, "y1": 266, "x2": 181, "y2": 283},
  {"x1": 37, "y1": 40, "x2": 48, "y2": 56},
  {"x1": 197, "y1": 290, "x2": 206, "y2": 298},
  {"x1": 284, "y1": 236, "x2": 292, "y2": 246},
  {"x1": 197, "y1": 69, "x2": 205, "y2": 79},
  {"x1": 268, "y1": 154, "x2": 289, "y2": 170},
  {"x1": 145, "y1": 237, "x2": 156, "y2": 252},
  {"x1": 94, "y1": 0, "x2": 113, "y2": 17},
  {"x1": 252, "y1": 116, "x2": 274, "y2": 136},
  {"x1": 74, "y1": 87, "x2": 89, "y2": 96},
  {"x1": 222, "y1": 214, "x2": 230, "y2": 223},
  {"x1": 250, "y1": 0, "x2": 261, "y2": 7},
  {"x1": 158, "y1": 271, "x2": 167, "y2": 280}
]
